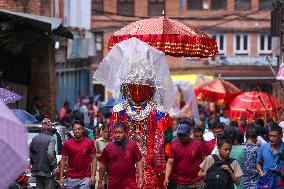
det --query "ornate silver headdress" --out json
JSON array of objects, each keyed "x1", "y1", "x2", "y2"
[{"x1": 93, "y1": 37, "x2": 175, "y2": 110}]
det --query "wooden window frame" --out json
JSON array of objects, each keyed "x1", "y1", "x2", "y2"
[
  {"x1": 187, "y1": 0, "x2": 203, "y2": 10},
  {"x1": 117, "y1": 0, "x2": 134, "y2": 16},
  {"x1": 234, "y1": 33, "x2": 250, "y2": 55},
  {"x1": 148, "y1": 0, "x2": 166, "y2": 16},
  {"x1": 92, "y1": 0, "x2": 104, "y2": 15}
]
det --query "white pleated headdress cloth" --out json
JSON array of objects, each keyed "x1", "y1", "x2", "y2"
[{"x1": 93, "y1": 37, "x2": 175, "y2": 110}]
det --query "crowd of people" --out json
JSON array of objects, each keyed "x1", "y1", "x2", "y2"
[
  {"x1": 163, "y1": 106, "x2": 284, "y2": 189},
  {"x1": 27, "y1": 95, "x2": 284, "y2": 189}
]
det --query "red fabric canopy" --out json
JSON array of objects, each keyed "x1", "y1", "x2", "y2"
[
  {"x1": 227, "y1": 91, "x2": 281, "y2": 122},
  {"x1": 195, "y1": 79, "x2": 241, "y2": 105},
  {"x1": 108, "y1": 17, "x2": 218, "y2": 57}
]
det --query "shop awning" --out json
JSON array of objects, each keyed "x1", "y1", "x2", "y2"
[
  {"x1": 0, "y1": 9, "x2": 73, "y2": 39},
  {"x1": 171, "y1": 74, "x2": 213, "y2": 84}
]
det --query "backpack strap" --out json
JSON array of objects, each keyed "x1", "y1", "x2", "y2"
[
  {"x1": 226, "y1": 158, "x2": 235, "y2": 174},
  {"x1": 212, "y1": 154, "x2": 220, "y2": 162},
  {"x1": 226, "y1": 157, "x2": 235, "y2": 164}
]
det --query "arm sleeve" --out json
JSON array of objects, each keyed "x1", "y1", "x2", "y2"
[
  {"x1": 200, "y1": 141, "x2": 207, "y2": 160},
  {"x1": 231, "y1": 160, "x2": 244, "y2": 177},
  {"x1": 169, "y1": 143, "x2": 176, "y2": 159},
  {"x1": 100, "y1": 146, "x2": 109, "y2": 166},
  {"x1": 61, "y1": 142, "x2": 69, "y2": 156},
  {"x1": 90, "y1": 141, "x2": 96, "y2": 155},
  {"x1": 47, "y1": 135, "x2": 57, "y2": 169},
  {"x1": 257, "y1": 144, "x2": 264, "y2": 164},
  {"x1": 199, "y1": 155, "x2": 214, "y2": 172}
]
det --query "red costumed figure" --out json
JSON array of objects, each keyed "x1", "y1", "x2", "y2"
[{"x1": 94, "y1": 38, "x2": 175, "y2": 189}]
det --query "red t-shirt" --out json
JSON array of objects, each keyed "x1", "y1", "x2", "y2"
[
  {"x1": 61, "y1": 137, "x2": 96, "y2": 179},
  {"x1": 238, "y1": 123, "x2": 246, "y2": 134},
  {"x1": 100, "y1": 140, "x2": 142, "y2": 189},
  {"x1": 169, "y1": 139, "x2": 206, "y2": 185}
]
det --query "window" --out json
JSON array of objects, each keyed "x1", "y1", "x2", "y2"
[
  {"x1": 234, "y1": 34, "x2": 250, "y2": 55},
  {"x1": 213, "y1": 34, "x2": 226, "y2": 55},
  {"x1": 259, "y1": 0, "x2": 272, "y2": 10},
  {"x1": 94, "y1": 32, "x2": 103, "y2": 59},
  {"x1": 187, "y1": 0, "x2": 203, "y2": 10},
  {"x1": 148, "y1": 0, "x2": 165, "y2": 16},
  {"x1": 211, "y1": 0, "x2": 226, "y2": 10},
  {"x1": 235, "y1": 0, "x2": 251, "y2": 11},
  {"x1": 117, "y1": 0, "x2": 134, "y2": 16},
  {"x1": 92, "y1": 0, "x2": 104, "y2": 15},
  {"x1": 258, "y1": 34, "x2": 272, "y2": 55}
]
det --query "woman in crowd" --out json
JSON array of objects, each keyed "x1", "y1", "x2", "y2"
[{"x1": 242, "y1": 127, "x2": 259, "y2": 189}]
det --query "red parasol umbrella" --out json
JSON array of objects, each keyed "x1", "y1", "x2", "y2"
[
  {"x1": 195, "y1": 79, "x2": 241, "y2": 105},
  {"x1": 226, "y1": 91, "x2": 281, "y2": 122},
  {"x1": 108, "y1": 17, "x2": 218, "y2": 57}
]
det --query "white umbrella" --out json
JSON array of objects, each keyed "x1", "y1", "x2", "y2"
[{"x1": 0, "y1": 100, "x2": 28, "y2": 188}]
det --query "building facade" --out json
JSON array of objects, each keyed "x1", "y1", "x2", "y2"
[
  {"x1": 92, "y1": 0, "x2": 277, "y2": 100},
  {"x1": 0, "y1": 0, "x2": 59, "y2": 119},
  {"x1": 55, "y1": 0, "x2": 96, "y2": 112}
]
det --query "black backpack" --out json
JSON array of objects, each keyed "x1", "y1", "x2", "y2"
[{"x1": 204, "y1": 154, "x2": 235, "y2": 189}]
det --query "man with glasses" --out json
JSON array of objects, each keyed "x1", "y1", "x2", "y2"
[
  {"x1": 60, "y1": 120, "x2": 97, "y2": 189},
  {"x1": 164, "y1": 119, "x2": 206, "y2": 189}
]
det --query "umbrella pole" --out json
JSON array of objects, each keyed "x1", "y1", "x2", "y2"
[
  {"x1": 257, "y1": 87, "x2": 273, "y2": 119},
  {"x1": 257, "y1": 86, "x2": 279, "y2": 122},
  {"x1": 267, "y1": 92, "x2": 279, "y2": 122},
  {"x1": 258, "y1": 95, "x2": 272, "y2": 118}
]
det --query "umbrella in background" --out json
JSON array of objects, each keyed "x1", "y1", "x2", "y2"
[
  {"x1": 227, "y1": 91, "x2": 281, "y2": 122},
  {"x1": 108, "y1": 17, "x2": 218, "y2": 57},
  {"x1": 11, "y1": 109, "x2": 38, "y2": 124},
  {"x1": 0, "y1": 88, "x2": 23, "y2": 104},
  {"x1": 0, "y1": 100, "x2": 28, "y2": 188},
  {"x1": 195, "y1": 79, "x2": 241, "y2": 105}
]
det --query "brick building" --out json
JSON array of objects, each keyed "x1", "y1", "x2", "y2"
[
  {"x1": 0, "y1": 0, "x2": 67, "y2": 119},
  {"x1": 92, "y1": 0, "x2": 277, "y2": 100},
  {"x1": 0, "y1": 0, "x2": 53, "y2": 16}
]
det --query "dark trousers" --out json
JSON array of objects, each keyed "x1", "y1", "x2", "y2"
[
  {"x1": 168, "y1": 180, "x2": 204, "y2": 189},
  {"x1": 36, "y1": 176, "x2": 54, "y2": 189},
  {"x1": 167, "y1": 180, "x2": 177, "y2": 189}
]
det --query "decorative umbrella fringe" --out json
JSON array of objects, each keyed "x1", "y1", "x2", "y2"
[{"x1": 109, "y1": 34, "x2": 218, "y2": 57}]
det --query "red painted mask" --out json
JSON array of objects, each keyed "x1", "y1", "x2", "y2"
[{"x1": 127, "y1": 84, "x2": 154, "y2": 103}]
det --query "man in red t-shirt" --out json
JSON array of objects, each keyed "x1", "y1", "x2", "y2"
[
  {"x1": 238, "y1": 116, "x2": 247, "y2": 134},
  {"x1": 98, "y1": 122, "x2": 143, "y2": 189},
  {"x1": 164, "y1": 121, "x2": 206, "y2": 189},
  {"x1": 60, "y1": 120, "x2": 97, "y2": 189}
]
